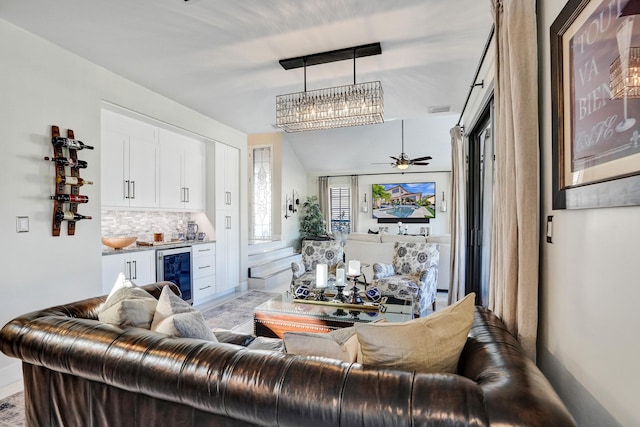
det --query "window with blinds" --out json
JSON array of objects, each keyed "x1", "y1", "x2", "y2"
[{"x1": 330, "y1": 186, "x2": 351, "y2": 233}]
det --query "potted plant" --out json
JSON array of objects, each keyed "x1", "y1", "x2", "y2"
[{"x1": 299, "y1": 196, "x2": 329, "y2": 241}]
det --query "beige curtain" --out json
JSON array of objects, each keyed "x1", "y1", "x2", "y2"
[
  {"x1": 449, "y1": 125, "x2": 466, "y2": 305},
  {"x1": 350, "y1": 175, "x2": 359, "y2": 233},
  {"x1": 318, "y1": 176, "x2": 330, "y2": 234},
  {"x1": 490, "y1": 0, "x2": 539, "y2": 360}
]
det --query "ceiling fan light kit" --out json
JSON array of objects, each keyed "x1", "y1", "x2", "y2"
[
  {"x1": 276, "y1": 43, "x2": 384, "y2": 132},
  {"x1": 374, "y1": 120, "x2": 432, "y2": 170}
]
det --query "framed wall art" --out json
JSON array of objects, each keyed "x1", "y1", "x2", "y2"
[{"x1": 551, "y1": 0, "x2": 640, "y2": 209}]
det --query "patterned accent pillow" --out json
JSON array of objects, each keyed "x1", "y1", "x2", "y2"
[
  {"x1": 373, "y1": 263, "x2": 395, "y2": 279},
  {"x1": 392, "y1": 242, "x2": 438, "y2": 276},
  {"x1": 291, "y1": 260, "x2": 305, "y2": 278}
]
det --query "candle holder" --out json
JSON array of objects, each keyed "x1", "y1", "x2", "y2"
[
  {"x1": 333, "y1": 284, "x2": 346, "y2": 303},
  {"x1": 346, "y1": 273, "x2": 363, "y2": 305},
  {"x1": 315, "y1": 287, "x2": 328, "y2": 301}
]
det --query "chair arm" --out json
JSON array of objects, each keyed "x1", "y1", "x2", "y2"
[
  {"x1": 419, "y1": 263, "x2": 438, "y2": 288},
  {"x1": 291, "y1": 260, "x2": 305, "y2": 279},
  {"x1": 373, "y1": 263, "x2": 395, "y2": 279}
]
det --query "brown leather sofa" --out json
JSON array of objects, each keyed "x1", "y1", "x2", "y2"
[{"x1": 0, "y1": 282, "x2": 575, "y2": 426}]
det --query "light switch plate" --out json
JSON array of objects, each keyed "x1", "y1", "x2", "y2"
[
  {"x1": 546, "y1": 215, "x2": 553, "y2": 243},
  {"x1": 16, "y1": 216, "x2": 29, "y2": 233}
]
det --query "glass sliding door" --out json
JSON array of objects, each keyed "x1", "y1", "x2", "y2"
[{"x1": 466, "y1": 99, "x2": 494, "y2": 306}]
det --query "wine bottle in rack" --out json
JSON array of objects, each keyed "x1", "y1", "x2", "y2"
[
  {"x1": 50, "y1": 194, "x2": 89, "y2": 203},
  {"x1": 55, "y1": 175, "x2": 94, "y2": 186},
  {"x1": 55, "y1": 211, "x2": 92, "y2": 222},
  {"x1": 51, "y1": 136, "x2": 94, "y2": 150},
  {"x1": 44, "y1": 156, "x2": 88, "y2": 168}
]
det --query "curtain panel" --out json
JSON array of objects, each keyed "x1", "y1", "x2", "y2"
[{"x1": 489, "y1": 0, "x2": 539, "y2": 360}]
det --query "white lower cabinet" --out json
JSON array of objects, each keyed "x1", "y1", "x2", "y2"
[
  {"x1": 102, "y1": 250, "x2": 156, "y2": 294},
  {"x1": 192, "y1": 243, "x2": 216, "y2": 305}
]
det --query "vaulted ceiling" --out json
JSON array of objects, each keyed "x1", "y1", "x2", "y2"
[{"x1": 1, "y1": 0, "x2": 493, "y2": 175}]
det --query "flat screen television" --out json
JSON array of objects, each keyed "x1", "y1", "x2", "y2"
[{"x1": 371, "y1": 182, "x2": 436, "y2": 223}]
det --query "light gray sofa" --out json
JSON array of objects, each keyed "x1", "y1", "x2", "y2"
[{"x1": 344, "y1": 232, "x2": 451, "y2": 291}]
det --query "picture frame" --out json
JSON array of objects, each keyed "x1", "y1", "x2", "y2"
[{"x1": 550, "y1": 0, "x2": 640, "y2": 209}]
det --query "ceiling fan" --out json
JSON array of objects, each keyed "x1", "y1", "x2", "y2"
[{"x1": 373, "y1": 121, "x2": 432, "y2": 170}]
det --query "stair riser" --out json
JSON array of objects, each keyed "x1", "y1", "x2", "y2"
[
  {"x1": 249, "y1": 254, "x2": 301, "y2": 278},
  {"x1": 248, "y1": 246, "x2": 297, "y2": 266}
]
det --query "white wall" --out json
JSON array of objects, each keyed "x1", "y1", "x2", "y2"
[
  {"x1": 0, "y1": 18, "x2": 247, "y2": 387},
  {"x1": 537, "y1": 2, "x2": 640, "y2": 426},
  {"x1": 305, "y1": 172, "x2": 451, "y2": 236}
]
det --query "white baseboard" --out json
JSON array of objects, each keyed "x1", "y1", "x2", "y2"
[{"x1": 0, "y1": 362, "x2": 22, "y2": 399}]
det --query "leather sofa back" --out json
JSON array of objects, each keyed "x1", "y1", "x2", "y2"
[{"x1": 1, "y1": 282, "x2": 575, "y2": 426}]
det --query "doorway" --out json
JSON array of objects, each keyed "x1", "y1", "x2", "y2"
[{"x1": 465, "y1": 99, "x2": 494, "y2": 306}]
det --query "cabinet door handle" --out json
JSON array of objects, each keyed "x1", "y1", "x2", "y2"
[
  {"x1": 130, "y1": 181, "x2": 136, "y2": 199},
  {"x1": 132, "y1": 260, "x2": 137, "y2": 280},
  {"x1": 226, "y1": 191, "x2": 231, "y2": 205},
  {"x1": 125, "y1": 261, "x2": 131, "y2": 279},
  {"x1": 197, "y1": 248, "x2": 211, "y2": 253},
  {"x1": 199, "y1": 285, "x2": 212, "y2": 291},
  {"x1": 124, "y1": 180, "x2": 130, "y2": 199},
  {"x1": 199, "y1": 265, "x2": 211, "y2": 269},
  {"x1": 226, "y1": 216, "x2": 231, "y2": 229},
  {"x1": 186, "y1": 187, "x2": 190, "y2": 203}
]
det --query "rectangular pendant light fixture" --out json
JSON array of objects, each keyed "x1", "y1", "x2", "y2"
[{"x1": 276, "y1": 43, "x2": 384, "y2": 132}]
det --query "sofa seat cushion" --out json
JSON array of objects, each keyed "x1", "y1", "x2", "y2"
[
  {"x1": 151, "y1": 286, "x2": 217, "y2": 341},
  {"x1": 355, "y1": 293, "x2": 475, "y2": 374}
]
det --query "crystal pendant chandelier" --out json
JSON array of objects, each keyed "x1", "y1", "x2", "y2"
[{"x1": 276, "y1": 43, "x2": 384, "y2": 132}]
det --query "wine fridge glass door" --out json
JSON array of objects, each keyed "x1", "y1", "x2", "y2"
[{"x1": 157, "y1": 248, "x2": 192, "y2": 303}]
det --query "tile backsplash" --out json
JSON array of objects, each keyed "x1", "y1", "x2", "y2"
[{"x1": 102, "y1": 210, "x2": 193, "y2": 242}]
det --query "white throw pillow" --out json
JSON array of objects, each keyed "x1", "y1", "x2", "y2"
[
  {"x1": 106, "y1": 271, "x2": 135, "y2": 300},
  {"x1": 151, "y1": 286, "x2": 217, "y2": 342}
]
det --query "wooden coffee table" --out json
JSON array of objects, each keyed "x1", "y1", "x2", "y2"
[{"x1": 253, "y1": 292, "x2": 413, "y2": 338}]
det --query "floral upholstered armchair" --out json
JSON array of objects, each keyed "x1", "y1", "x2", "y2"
[
  {"x1": 291, "y1": 240, "x2": 345, "y2": 290},
  {"x1": 372, "y1": 242, "x2": 439, "y2": 317}
]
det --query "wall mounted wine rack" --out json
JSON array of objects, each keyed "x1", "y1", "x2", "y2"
[{"x1": 49, "y1": 125, "x2": 92, "y2": 236}]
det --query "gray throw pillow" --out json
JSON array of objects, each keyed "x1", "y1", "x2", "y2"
[
  {"x1": 98, "y1": 286, "x2": 158, "y2": 329},
  {"x1": 151, "y1": 286, "x2": 217, "y2": 342}
]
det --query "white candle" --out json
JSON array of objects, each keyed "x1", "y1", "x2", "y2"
[
  {"x1": 316, "y1": 263, "x2": 328, "y2": 288},
  {"x1": 348, "y1": 260, "x2": 360, "y2": 276},
  {"x1": 336, "y1": 268, "x2": 345, "y2": 286}
]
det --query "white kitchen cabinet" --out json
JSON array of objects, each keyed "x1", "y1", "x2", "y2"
[
  {"x1": 192, "y1": 243, "x2": 216, "y2": 305},
  {"x1": 215, "y1": 142, "x2": 239, "y2": 211},
  {"x1": 101, "y1": 110, "x2": 160, "y2": 208},
  {"x1": 215, "y1": 142, "x2": 240, "y2": 294},
  {"x1": 159, "y1": 129, "x2": 205, "y2": 211},
  {"x1": 101, "y1": 250, "x2": 156, "y2": 294}
]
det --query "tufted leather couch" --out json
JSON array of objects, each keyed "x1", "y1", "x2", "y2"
[{"x1": 0, "y1": 282, "x2": 575, "y2": 427}]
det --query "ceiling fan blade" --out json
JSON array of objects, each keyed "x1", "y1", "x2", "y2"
[
  {"x1": 389, "y1": 156, "x2": 399, "y2": 161},
  {"x1": 411, "y1": 156, "x2": 432, "y2": 162},
  {"x1": 411, "y1": 162, "x2": 430, "y2": 166},
  {"x1": 371, "y1": 162, "x2": 394, "y2": 165}
]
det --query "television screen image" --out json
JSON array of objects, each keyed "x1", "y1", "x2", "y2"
[{"x1": 372, "y1": 182, "x2": 435, "y2": 222}]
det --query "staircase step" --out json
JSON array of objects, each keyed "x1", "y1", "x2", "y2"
[
  {"x1": 248, "y1": 246, "x2": 297, "y2": 267},
  {"x1": 248, "y1": 268, "x2": 292, "y2": 291},
  {"x1": 247, "y1": 240, "x2": 285, "y2": 255},
  {"x1": 249, "y1": 253, "x2": 301, "y2": 278}
]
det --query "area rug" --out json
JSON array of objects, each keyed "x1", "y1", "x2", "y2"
[
  {"x1": 0, "y1": 289, "x2": 278, "y2": 425},
  {"x1": 0, "y1": 391, "x2": 24, "y2": 427},
  {"x1": 201, "y1": 289, "x2": 278, "y2": 332}
]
